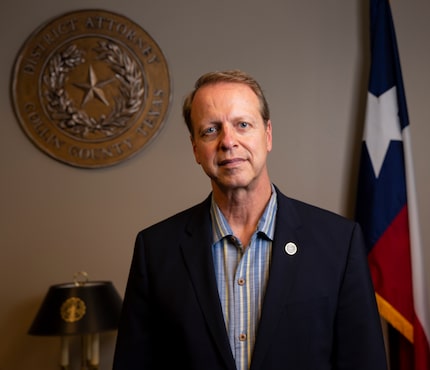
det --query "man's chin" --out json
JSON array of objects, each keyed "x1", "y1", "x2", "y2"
[{"x1": 212, "y1": 177, "x2": 252, "y2": 191}]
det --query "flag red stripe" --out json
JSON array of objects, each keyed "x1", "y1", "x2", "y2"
[
  {"x1": 414, "y1": 319, "x2": 430, "y2": 369},
  {"x1": 368, "y1": 205, "x2": 414, "y2": 322}
]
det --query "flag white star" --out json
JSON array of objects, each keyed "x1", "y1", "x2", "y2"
[{"x1": 363, "y1": 86, "x2": 402, "y2": 178}]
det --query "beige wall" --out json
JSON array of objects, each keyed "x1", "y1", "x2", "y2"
[{"x1": 1, "y1": 1, "x2": 429, "y2": 369}]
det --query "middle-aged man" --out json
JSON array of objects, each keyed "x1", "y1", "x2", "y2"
[{"x1": 113, "y1": 70, "x2": 388, "y2": 370}]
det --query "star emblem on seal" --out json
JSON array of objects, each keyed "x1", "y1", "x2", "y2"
[{"x1": 74, "y1": 65, "x2": 115, "y2": 107}]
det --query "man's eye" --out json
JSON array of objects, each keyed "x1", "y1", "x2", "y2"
[
  {"x1": 239, "y1": 121, "x2": 249, "y2": 128},
  {"x1": 202, "y1": 126, "x2": 217, "y2": 136}
]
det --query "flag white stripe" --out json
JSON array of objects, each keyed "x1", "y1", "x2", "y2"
[{"x1": 403, "y1": 126, "x2": 430, "y2": 342}]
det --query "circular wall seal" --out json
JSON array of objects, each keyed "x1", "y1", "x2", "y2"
[{"x1": 11, "y1": 9, "x2": 171, "y2": 168}]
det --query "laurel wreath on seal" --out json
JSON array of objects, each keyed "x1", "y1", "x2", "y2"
[{"x1": 43, "y1": 42, "x2": 144, "y2": 139}]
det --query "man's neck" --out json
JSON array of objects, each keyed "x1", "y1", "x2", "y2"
[{"x1": 212, "y1": 181, "x2": 273, "y2": 247}]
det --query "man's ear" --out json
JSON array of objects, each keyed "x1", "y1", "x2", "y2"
[
  {"x1": 266, "y1": 119, "x2": 273, "y2": 152},
  {"x1": 191, "y1": 135, "x2": 201, "y2": 164}
]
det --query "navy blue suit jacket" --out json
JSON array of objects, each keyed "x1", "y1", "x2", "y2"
[{"x1": 113, "y1": 187, "x2": 387, "y2": 370}]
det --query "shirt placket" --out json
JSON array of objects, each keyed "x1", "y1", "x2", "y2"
[{"x1": 233, "y1": 244, "x2": 251, "y2": 370}]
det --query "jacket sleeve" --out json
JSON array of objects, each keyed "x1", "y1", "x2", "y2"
[
  {"x1": 113, "y1": 232, "x2": 154, "y2": 369},
  {"x1": 334, "y1": 223, "x2": 388, "y2": 370}
]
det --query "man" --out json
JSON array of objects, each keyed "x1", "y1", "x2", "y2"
[{"x1": 113, "y1": 70, "x2": 387, "y2": 370}]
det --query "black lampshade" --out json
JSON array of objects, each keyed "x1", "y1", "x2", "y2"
[{"x1": 29, "y1": 281, "x2": 122, "y2": 336}]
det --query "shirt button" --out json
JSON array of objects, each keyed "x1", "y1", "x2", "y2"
[
  {"x1": 238, "y1": 278, "x2": 246, "y2": 286},
  {"x1": 239, "y1": 333, "x2": 247, "y2": 341}
]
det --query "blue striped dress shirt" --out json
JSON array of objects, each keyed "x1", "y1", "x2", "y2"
[{"x1": 211, "y1": 187, "x2": 277, "y2": 370}]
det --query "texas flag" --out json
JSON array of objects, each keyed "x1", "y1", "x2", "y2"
[{"x1": 355, "y1": 0, "x2": 430, "y2": 369}]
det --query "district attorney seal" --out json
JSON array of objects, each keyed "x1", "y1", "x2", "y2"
[{"x1": 12, "y1": 9, "x2": 171, "y2": 168}]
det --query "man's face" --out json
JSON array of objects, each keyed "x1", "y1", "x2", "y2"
[{"x1": 190, "y1": 82, "x2": 272, "y2": 192}]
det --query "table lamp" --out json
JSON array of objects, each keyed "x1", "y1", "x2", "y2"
[{"x1": 29, "y1": 272, "x2": 122, "y2": 369}]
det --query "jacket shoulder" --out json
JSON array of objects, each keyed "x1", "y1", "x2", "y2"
[
  {"x1": 275, "y1": 187, "x2": 358, "y2": 231},
  {"x1": 138, "y1": 195, "x2": 211, "y2": 237}
]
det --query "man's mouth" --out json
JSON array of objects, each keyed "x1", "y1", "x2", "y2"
[{"x1": 218, "y1": 158, "x2": 245, "y2": 166}]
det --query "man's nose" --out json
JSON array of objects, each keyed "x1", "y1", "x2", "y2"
[{"x1": 219, "y1": 124, "x2": 237, "y2": 149}]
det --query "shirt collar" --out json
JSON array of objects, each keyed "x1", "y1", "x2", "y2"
[{"x1": 210, "y1": 184, "x2": 277, "y2": 244}]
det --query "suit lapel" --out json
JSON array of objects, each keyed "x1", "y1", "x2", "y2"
[
  {"x1": 251, "y1": 191, "x2": 303, "y2": 370},
  {"x1": 180, "y1": 197, "x2": 236, "y2": 370},
  {"x1": 179, "y1": 191, "x2": 304, "y2": 370}
]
